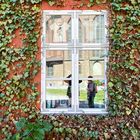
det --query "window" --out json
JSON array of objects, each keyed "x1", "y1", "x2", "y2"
[
  {"x1": 79, "y1": 62, "x2": 82, "y2": 74},
  {"x1": 41, "y1": 10, "x2": 108, "y2": 114},
  {"x1": 47, "y1": 65, "x2": 53, "y2": 77}
]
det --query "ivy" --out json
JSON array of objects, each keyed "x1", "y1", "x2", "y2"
[
  {"x1": 11, "y1": 118, "x2": 53, "y2": 140},
  {"x1": 0, "y1": 0, "x2": 140, "y2": 139}
]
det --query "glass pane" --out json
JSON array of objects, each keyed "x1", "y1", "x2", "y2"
[
  {"x1": 46, "y1": 15, "x2": 71, "y2": 43},
  {"x1": 79, "y1": 15, "x2": 105, "y2": 43},
  {"x1": 78, "y1": 50, "x2": 107, "y2": 109},
  {"x1": 46, "y1": 50, "x2": 72, "y2": 78},
  {"x1": 46, "y1": 80, "x2": 72, "y2": 108},
  {"x1": 79, "y1": 79, "x2": 105, "y2": 108},
  {"x1": 79, "y1": 50, "x2": 106, "y2": 78}
]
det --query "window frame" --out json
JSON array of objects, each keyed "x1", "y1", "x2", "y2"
[{"x1": 41, "y1": 10, "x2": 109, "y2": 114}]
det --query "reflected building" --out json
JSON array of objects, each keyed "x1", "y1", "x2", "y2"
[{"x1": 46, "y1": 50, "x2": 105, "y2": 86}]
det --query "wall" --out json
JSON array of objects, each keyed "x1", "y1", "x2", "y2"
[{"x1": 0, "y1": 0, "x2": 140, "y2": 139}]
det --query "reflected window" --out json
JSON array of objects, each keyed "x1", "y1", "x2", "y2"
[
  {"x1": 79, "y1": 50, "x2": 105, "y2": 78},
  {"x1": 79, "y1": 15, "x2": 105, "y2": 43},
  {"x1": 47, "y1": 65, "x2": 53, "y2": 77},
  {"x1": 46, "y1": 50, "x2": 72, "y2": 78},
  {"x1": 96, "y1": 15, "x2": 105, "y2": 43},
  {"x1": 79, "y1": 62, "x2": 82, "y2": 74},
  {"x1": 92, "y1": 62, "x2": 103, "y2": 76},
  {"x1": 92, "y1": 50, "x2": 104, "y2": 58},
  {"x1": 46, "y1": 15, "x2": 71, "y2": 43}
]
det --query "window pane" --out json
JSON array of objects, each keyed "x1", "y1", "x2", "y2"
[
  {"x1": 79, "y1": 15, "x2": 105, "y2": 43},
  {"x1": 79, "y1": 50, "x2": 106, "y2": 78},
  {"x1": 46, "y1": 80, "x2": 72, "y2": 108},
  {"x1": 79, "y1": 80, "x2": 105, "y2": 108},
  {"x1": 78, "y1": 50, "x2": 107, "y2": 109},
  {"x1": 46, "y1": 50, "x2": 72, "y2": 78},
  {"x1": 46, "y1": 15, "x2": 71, "y2": 43}
]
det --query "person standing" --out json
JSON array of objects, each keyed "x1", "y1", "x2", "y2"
[
  {"x1": 64, "y1": 74, "x2": 72, "y2": 107},
  {"x1": 87, "y1": 76, "x2": 97, "y2": 108},
  {"x1": 64, "y1": 74, "x2": 82, "y2": 107}
]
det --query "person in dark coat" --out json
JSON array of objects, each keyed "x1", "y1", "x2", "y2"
[
  {"x1": 87, "y1": 76, "x2": 97, "y2": 108},
  {"x1": 64, "y1": 74, "x2": 82, "y2": 107}
]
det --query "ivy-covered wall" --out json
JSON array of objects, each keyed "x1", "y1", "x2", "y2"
[{"x1": 0, "y1": 0, "x2": 140, "y2": 139}]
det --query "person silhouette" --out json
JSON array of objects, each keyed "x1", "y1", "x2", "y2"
[
  {"x1": 64, "y1": 74, "x2": 82, "y2": 107},
  {"x1": 87, "y1": 76, "x2": 97, "y2": 108}
]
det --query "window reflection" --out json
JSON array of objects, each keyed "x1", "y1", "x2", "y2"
[
  {"x1": 46, "y1": 80, "x2": 71, "y2": 108},
  {"x1": 46, "y1": 50, "x2": 72, "y2": 78},
  {"x1": 79, "y1": 15, "x2": 105, "y2": 43},
  {"x1": 92, "y1": 62, "x2": 104, "y2": 76},
  {"x1": 79, "y1": 80, "x2": 105, "y2": 108},
  {"x1": 79, "y1": 50, "x2": 106, "y2": 78},
  {"x1": 46, "y1": 15, "x2": 71, "y2": 43},
  {"x1": 78, "y1": 50, "x2": 106, "y2": 109}
]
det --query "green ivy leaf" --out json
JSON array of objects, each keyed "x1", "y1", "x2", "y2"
[
  {"x1": 32, "y1": 5, "x2": 40, "y2": 12},
  {"x1": 24, "y1": 72, "x2": 29, "y2": 78},
  {"x1": 126, "y1": 108, "x2": 132, "y2": 115},
  {"x1": 32, "y1": 69, "x2": 38, "y2": 76},
  {"x1": 16, "y1": 118, "x2": 27, "y2": 131},
  {"x1": 48, "y1": 1, "x2": 55, "y2": 6},
  {"x1": 108, "y1": 82, "x2": 114, "y2": 87},
  {"x1": 90, "y1": 0, "x2": 94, "y2": 3},
  {"x1": 130, "y1": 0, "x2": 137, "y2": 5},
  {"x1": 31, "y1": 0, "x2": 41, "y2": 4},
  {"x1": 96, "y1": 0, "x2": 101, "y2": 4},
  {"x1": 0, "y1": 91, "x2": 5, "y2": 97},
  {"x1": 10, "y1": 0, "x2": 17, "y2": 2}
]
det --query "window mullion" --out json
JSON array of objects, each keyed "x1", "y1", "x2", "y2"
[
  {"x1": 41, "y1": 47, "x2": 47, "y2": 112},
  {"x1": 74, "y1": 12, "x2": 79, "y2": 112}
]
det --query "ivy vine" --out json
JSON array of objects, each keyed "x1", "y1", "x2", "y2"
[{"x1": 0, "y1": 0, "x2": 140, "y2": 139}]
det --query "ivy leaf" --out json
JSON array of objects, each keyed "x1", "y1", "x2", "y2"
[
  {"x1": 16, "y1": 118, "x2": 27, "y2": 131},
  {"x1": 130, "y1": 66, "x2": 136, "y2": 70},
  {"x1": 130, "y1": 0, "x2": 137, "y2": 5},
  {"x1": 0, "y1": 43, "x2": 4, "y2": 48},
  {"x1": 32, "y1": 69, "x2": 38, "y2": 76},
  {"x1": 24, "y1": 72, "x2": 29, "y2": 78},
  {"x1": 32, "y1": 5, "x2": 40, "y2": 12},
  {"x1": 1, "y1": 4, "x2": 10, "y2": 10},
  {"x1": 108, "y1": 82, "x2": 114, "y2": 87},
  {"x1": 126, "y1": 108, "x2": 132, "y2": 115},
  {"x1": 22, "y1": 129, "x2": 31, "y2": 137},
  {"x1": 58, "y1": 127, "x2": 64, "y2": 133},
  {"x1": 0, "y1": 93, "x2": 5, "y2": 98},
  {"x1": 19, "y1": 0, "x2": 24, "y2": 4},
  {"x1": 131, "y1": 128, "x2": 139, "y2": 138},
  {"x1": 31, "y1": 0, "x2": 41, "y2": 4},
  {"x1": 112, "y1": 3, "x2": 121, "y2": 11},
  {"x1": 10, "y1": 0, "x2": 17, "y2": 3},
  {"x1": 43, "y1": 121, "x2": 53, "y2": 132},
  {"x1": 90, "y1": 0, "x2": 94, "y2": 3},
  {"x1": 104, "y1": 132, "x2": 110, "y2": 139},
  {"x1": 87, "y1": 3, "x2": 94, "y2": 7},
  {"x1": 48, "y1": 1, "x2": 55, "y2": 6},
  {"x1": 96, "y1": 0, "x2": 101, "y2": 4},
  {"x1": 11, "y1": 133, "x2": 20, "y2": 140}
]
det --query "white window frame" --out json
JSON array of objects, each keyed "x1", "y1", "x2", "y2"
[{"x1": 41, "y1": 10, "x2": 109, "y2": 114}]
